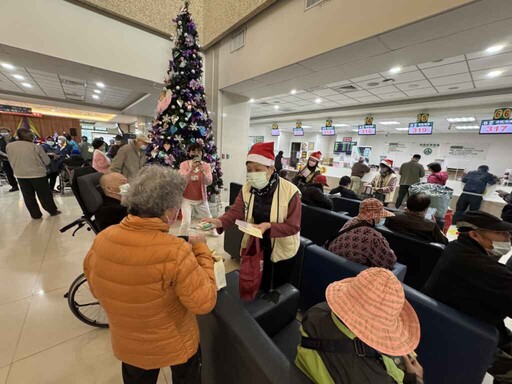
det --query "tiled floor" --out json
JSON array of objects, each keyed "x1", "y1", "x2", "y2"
[{"x1": 0, "y1": 184, "x2": 236, "y2": 384}]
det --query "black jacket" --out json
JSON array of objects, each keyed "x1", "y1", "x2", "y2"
[
  {"x1": 462, "y1": 170, "x2": 496, "y2": 194},
  {"x1": 501, "y1": 193, "x2": 512, "y2": 223},
  {"x1": 385, "y1": 212, "x2": 448, "y2": 245},
  {"x1": 0, "y1": 136, "x2": 15, "y2": 161},
  {"x1": 329, "y1": 186, "x2": 359, "y2": 200},
  {"x1": 274, "y1": 154, "x2": 283, "y2": 172},
  {"x1": 94, "y1": 196, "x2": 128, "y2": 231},
  {"x1": 423, "y1": 234, "x2": 512, "y2": 342},
  {"x1": 302, "y1": 184, "x2": 333, "y2": 211}
]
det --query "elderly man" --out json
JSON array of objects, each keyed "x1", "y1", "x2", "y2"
[
  {"x1": 423, "y1": 211, "x2": 512, "y2": 383},
  {"x1": 110, "y1": 134, "x2": 151, "y2": 181},
  {"x1": 94, "y1": 172, "x2": 129, "y2": 231}
]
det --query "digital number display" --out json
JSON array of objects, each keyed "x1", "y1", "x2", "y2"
[
  {"x1": 479, "y1": 120, "x2": 512, "y2": 134},
  {"x1": 293, "y1": 128, "x2": 304, "y2": 136},
  {"x1": 358, "y1": 125, "x2": 376, "y2": 135},
  {"x1": 271, "y1": 129, "x2": 280, "y2": 136},
  {"x1": 321, "y1": 127, "x2": 336, "y2": 136},
  {"x1": 408, "y1": 122, "x2": 433, "y2": 135}
]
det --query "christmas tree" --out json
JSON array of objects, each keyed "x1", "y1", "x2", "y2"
[{"x1": 148, "y1": 1, "x2": 223, "y2": 198}]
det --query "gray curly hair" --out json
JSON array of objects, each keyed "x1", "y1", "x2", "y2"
[{"x1": 122, "y1": 165, "x2": 187, "y2": 218}]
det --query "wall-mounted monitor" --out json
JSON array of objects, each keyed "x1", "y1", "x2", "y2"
[
  {"x1": 271, "y1": 128, "x2": 280, "y2": 136},
  {"x1": 321, "y1": 126, "x2": 336, "y2": 136},
  {"x1": 293, "y1": 127, "x2": 304, "y2": 136},
  {"x1": 479, "y1": 120, "x2": 512, "y2": 134},
  {"x1": 358, "y1": 125, "x2": 376, "y2": 135},
  {"x1": 408, "y1": 122, "x2": 433, "y2": 135}
]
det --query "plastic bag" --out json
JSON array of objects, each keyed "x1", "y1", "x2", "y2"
[{"x1": 409, "y1": 182, "x2": 454, "y2": 218}]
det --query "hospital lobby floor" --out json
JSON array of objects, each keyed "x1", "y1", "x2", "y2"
[
  {"x1": 0, "y1": 184, "x2": 504, "y2": 383},
  {"x1": 0, "y1": 186, "x2": 235, "y2": 384}
]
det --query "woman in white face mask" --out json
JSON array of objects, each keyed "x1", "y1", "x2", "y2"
[{"x1": 203, "y1": 142, "x2": 302, "y2": 294}]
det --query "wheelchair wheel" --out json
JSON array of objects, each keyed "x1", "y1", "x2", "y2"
[{"x1": 65, "y1": 273, "x2": 109, "y2": 328}]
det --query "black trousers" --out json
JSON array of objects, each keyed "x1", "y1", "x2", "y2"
[
  {"x1": 453, "y1": 193, "x2": 483, "y2": 224},
  {"x1": 47, "y1": 172, "x2": 59, "y2": 190},
  {"x1": 17, "y1": 177, "x2": 59, "y2": 219},
  {"x1": 395, "y1": 185, "x2": 410, "y2": 208},
  {"x1": 122, "y1": 349, "x2": 201, "y2": 384},
  {"x1": 2, "y1": 160, "x2": 18, "y2": 188}
]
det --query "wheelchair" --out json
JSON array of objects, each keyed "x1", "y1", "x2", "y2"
[
  {"x1": 60, "y1": 166, "x2": 109, "y2": 328},
  {"x1": 58, "y1": 156, "x2": 85, "y2": 194}
]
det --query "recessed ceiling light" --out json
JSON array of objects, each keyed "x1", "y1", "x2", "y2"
[
  {"x1": 351, "y1": 129, "x2": 359, "y2": 132},
  {"x1": 273, "y1": 105, "x2": 280, "y2": 110},
  {"x1": 334, "y1": 124, "x2": 349, "y2": 127},
  {"x1": 21, "y1": 83, "x2": 32, "y2": 88},
  {"x1": 94, "y1": 89, "x2": 101, "y2": 94},
  {"x1": 389, "y1": 67, "x2": 402, "y2": 74},
  {"x1": 486, "y1": 45, "x2": 504, "y2": 54},
  {"x1": 13, "y1": 74, "x2": 24, "y2": 80},
  {"x1": 315, "y1": 98, "x2": 322, "y2": 103},
  {"x1": 488, "y1": 70, "x2": 503, "y2": 78},
  {"x1": 379, "y1": 121, "x2": 400, "y2": 125},
  {"x1": 301, "y1": 125, "x2": 312, "y2": 128},
  {"x1": 1, "y1": 63, "x2": 14, "y2": 70},
  {"x1": 408, "y1": 84, "x2": 420, "y2": 88},
  {"x1": 448, "y1": 86, "x2": 460, "y2": 90},
  {"x1": 96, "y1": 82, "x2": 105, "y2": 88},
  {"x1": 248, "y1": 98, "x2": 255, "y2": 103},
  {"x1": 290, "y1": 89, "x2": 297, "y2": 95},
  {"x1": 446, "y1": 117, "x2": 475, "y2": 123},
  {"x1": 455, "y1": 125, "x2": 480, "y2": 130},
  {"x1": 395, "y1": 127, "x2": 409, "y2": 131},
  {"x1": 92, "y1": 94, "x2": 100, "y2": 100}
]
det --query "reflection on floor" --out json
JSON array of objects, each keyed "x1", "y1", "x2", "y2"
[
  {"x1": 0, "y1": 186, "x2": 236, "y2": 383},
  {"x1": 0, "y1": 185, "x2": 504, "y2": 383}
]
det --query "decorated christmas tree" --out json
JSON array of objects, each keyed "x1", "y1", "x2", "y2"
[{"x1": 148, "y1": 1, "x2": 223, "y2": 198}]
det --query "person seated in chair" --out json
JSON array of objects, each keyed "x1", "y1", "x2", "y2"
[
  {"x1": 302, "y1": 175, "x2": 333, "y2": 211},
  {"x1": 385, "y1": 193, "x2": 448, "y2": 245},
  {"x1": 94, "y1": 172, "x2": 129, "y2": 231},
  {"x1": 327, "y1": 199, "x2": 397, "y2": 269},
  {"x1": 296, "y1": 268, "x2": 424, "y2": 384},
  {"x1": 329, "y1": 176, "x2": 359, "y2": 200}
]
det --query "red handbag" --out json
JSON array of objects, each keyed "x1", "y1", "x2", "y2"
[{"x1": 239, "y1": 236, "x2": 264, "y2": 301}]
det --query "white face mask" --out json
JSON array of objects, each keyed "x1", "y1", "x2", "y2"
[
  {"x1": 491, "y1": 241, "x2": 512, "y2": 258},
  {"x1": 46, "y1": 141, "x2": 55, "y2": 146},
  {"x1": 140, "y1": 145, "x2": 147, "y2": 151},
  {"x1": 247, "y1": 172, "x2": 269, "y2": 190},
  {"x1": 308, "y1": 161, "x2": 317, "y2": 168},
  {"x1": 119, "y1": 183, "x2": 130, "y2": 196}
]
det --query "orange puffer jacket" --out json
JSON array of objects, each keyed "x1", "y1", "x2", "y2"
[{"x1": 84, "y1": 215, "x2": 217, "y2": 370}]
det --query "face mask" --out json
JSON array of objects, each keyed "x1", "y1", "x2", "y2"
[
  {"x1": 374, "y1": 218, "x2": 386, "y2": 227},
  {"x1": 165, "y1": 211, "x2": 179, "y2": 226},
  {"x1": 379, "y1": 167, "x2": 388, "y2": 175},
  {"x1": 119, "y1": 183, "x2": 130, "y2": 195},
  {"x1": 247, "y1": 172, "x2": 269, "y2": 190},
  {"x1": 46, "y1": 141, "x2": 55, "y2": 146},
  {"x1": 0, "y1": 132, "x2": 8, "y2": 138},
  {"x1": 140, "y1": 145, "x2": 147, "y2": 151},
  {"x1": 115, "y1": 141, "x2": 122, "y2": 146},
  {"x1": 308, "y1": 161, "x2": 317, "y2": 168},
  {"x1": 58, "y1": 140, "x2": 63, "y2": 145},
  {"x1": 490, "y1": 241, "x2": 512, "y2": 258}
]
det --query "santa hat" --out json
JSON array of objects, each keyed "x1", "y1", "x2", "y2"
[
  {"x1": 380, "y1": 159, "x2": 394, "y2": 169},
  {"x1": 247, "y1": 142, "x2": 275, "y2": 166},
  {"x1": 309, "y1": 151, "x2": 322, "y2": 162}
]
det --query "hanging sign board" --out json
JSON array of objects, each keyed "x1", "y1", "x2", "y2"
[
  {"x1": 271, "y1": 123, "x2": 280, "y2": 136},
  {"x1": 493, "y1": 108, "x2": 511, "y2": 120},
  {"x1": 408, "y1": 122, "x2": 433, "y2": 135}
]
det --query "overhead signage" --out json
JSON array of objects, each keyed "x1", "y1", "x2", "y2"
[
  {"x1": 321, "y1": 126, "x2": 336, "y2": 136},
  {"x1": 479, "y1": 119, "x2": 512, "y2": 134},
  {"x1": 358, "y1": 125, "x2": 376, "y2": 135},
  {"x1": 293, "y1": 127, "x2": 304, "y2": 136},
  {"x1": 493, "y1": 108, "x2": 511, "y2": 120},
  {"x1": 271, "y1": 123, "x2": 280, "y2": 136},
  {"x1": 408, "y1": 122, "x2": 433, "y2": 135},
  {"x1": 417, "y1": 113, "x2": 430, "y2": 123},
  {"x1": 325, "y1": 119, "x2": 333, "y2": 127},
  {"x1": 0, "y1": 104, "x2": 32, "y2": 114},
  {"x1": 365, "y1": 116, "x2": 374, "y2": 125},
  {"x1": 334, "y1": 140, "x2": 356, "y2": 154},
  {"x1": 296, "y1": 121, "x2": 302, "y2": 128}
]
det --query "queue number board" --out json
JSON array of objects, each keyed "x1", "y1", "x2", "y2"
[
  {"x1": 480, "y1": 120, "x2": 512, "y2": 134},
  {"x1": 408, "y1": 122, "x2": 433, "y2": 135},
  {"x1": 358, "y1": 125, "x2": 376, "y2": 135}
]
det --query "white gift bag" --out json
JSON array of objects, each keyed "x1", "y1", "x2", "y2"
[{"x1": 212, "y1": 252, "x2": 226, "y2": 290}]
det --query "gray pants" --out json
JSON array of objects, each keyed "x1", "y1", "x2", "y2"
[{"x1": 489, "y1": 332, "x2": 512, "y2": 384}]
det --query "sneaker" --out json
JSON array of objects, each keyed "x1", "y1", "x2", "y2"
[
  {"x1": 8, "y1": 187, "x2": 19, "y2": 192},
  {"x1": 50, "y1": 210, "x2": 62, "y2": 217}
]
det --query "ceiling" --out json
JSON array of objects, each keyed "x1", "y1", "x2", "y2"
[
  {"x1": 249, "y1": 45, "x2": 512, "y2": 117},
  {"x1": 0, "y1": 43, "x2": 164, "y2": 122}
]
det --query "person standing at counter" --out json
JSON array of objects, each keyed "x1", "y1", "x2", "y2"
[
  {"x1": 203, "y1": 142, "x2": 301, "y2": 292},
  {"x1": 369, "y1": 159, "x2": 398, "y2": 207},
  {"x1": 427, "y1": 162, "x2": 448, "y2": 185},
  {"x1": 274, "y1": 150, "x2": 284, "y2": 173},
  {"x1": 453, "y1": 165, "x2": 497, "y2": 224},
  {"x1": 350, "y1": 156, "x2": 370, "y2": 194},
  {"x1": 293, "y1": 151, "x2": 322, "y2": 189},
  {"x1": 395, "y1": 154, "x2": 425, "y2": 208}
]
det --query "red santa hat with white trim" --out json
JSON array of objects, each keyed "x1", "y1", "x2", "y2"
[
  {"x1": 247, "y1": 142, "x2": 275, "y2": 166},
  {"x1": 309, "y1": 151, "x2": 322, "y2": 162}
]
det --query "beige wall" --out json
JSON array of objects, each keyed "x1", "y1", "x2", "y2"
[
  {"x1": 74, "y1": 0, "x2": 275, "y2": 47},
  {"x1": 215, "y1": 0, "x2": 476, "y2": 88}
]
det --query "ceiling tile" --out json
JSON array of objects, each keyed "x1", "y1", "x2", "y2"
[
  {"x1": 474, "y1": 76, "x2": 512, "y2": 89},
  {"x1": 324, "y1": 80, "x2": 352, "y2": 88},
  {"x1": 346, "y1": 90, "x2": 373, "y2": 98},
  {"x1": 468, "y1": 51, "x2": 512, "y2": 71},
  {"x1": 429, "y1": 73, "x2": 472, "y2": 86},
  {"x1": 355, "y1": 96, "x2": 382, "y2": 103},
  {"x1": 377, "y1": 92, "x2": 407, "y2": 100},
  {"x1": 279, "y1": 96, "x2": 301, "y2": 102},
  {"x1": 252, "y1": 64, "x2": 312, "y2": 85},
  {"x1": 435, "y1": 82, "x2": 475, "y2": 93},
  {"x1": 472, "y1": 65, "x2": 512, "y2": 81},
  {"x1": 293, "y1": 99, "x2": 314, "y2": 106},
  {"x1": 390, "y1": 71, "x2": 426, "y2": 84},
  {"x1": 321, "y1": 101, "x2": 341, "y2": 108},
  {"x1": 325, "y1": 94, "x2": 350, "y2": 101},
  {"x1": 417, "y1": 55, "x2": 466, "y2": 69},
  {"x1": 395, "y1": 80, "x2": 432, "y2": 91},
  {"x1": 404, "y1": 88, "x2": 438, "y2": 97},
  {"x1": 467, "y1": 46, "x2": 512, "y2": 60},
  {"x1": 350, "y1": 73, "x2": 383, "y2": 83},
  {"x1": 421, "y1": 62, "x2": 468, "y2": 78},
  {"x1": 312, "y1": 88, "x2": 339, "y2": 97},
  {"x1": 296, "y1": 92, "x2": 318, "y2": 100},
  {"x1": 369, "y1": 85, "x2": 399, "y2": 95},
  {"x1": 379, "y1": 65, "x2": 418, "y2": 77}
]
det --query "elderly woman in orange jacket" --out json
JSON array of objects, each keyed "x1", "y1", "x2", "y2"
[{"x1": 84, "y1": 165, "x2": 217, "y2": 384}]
